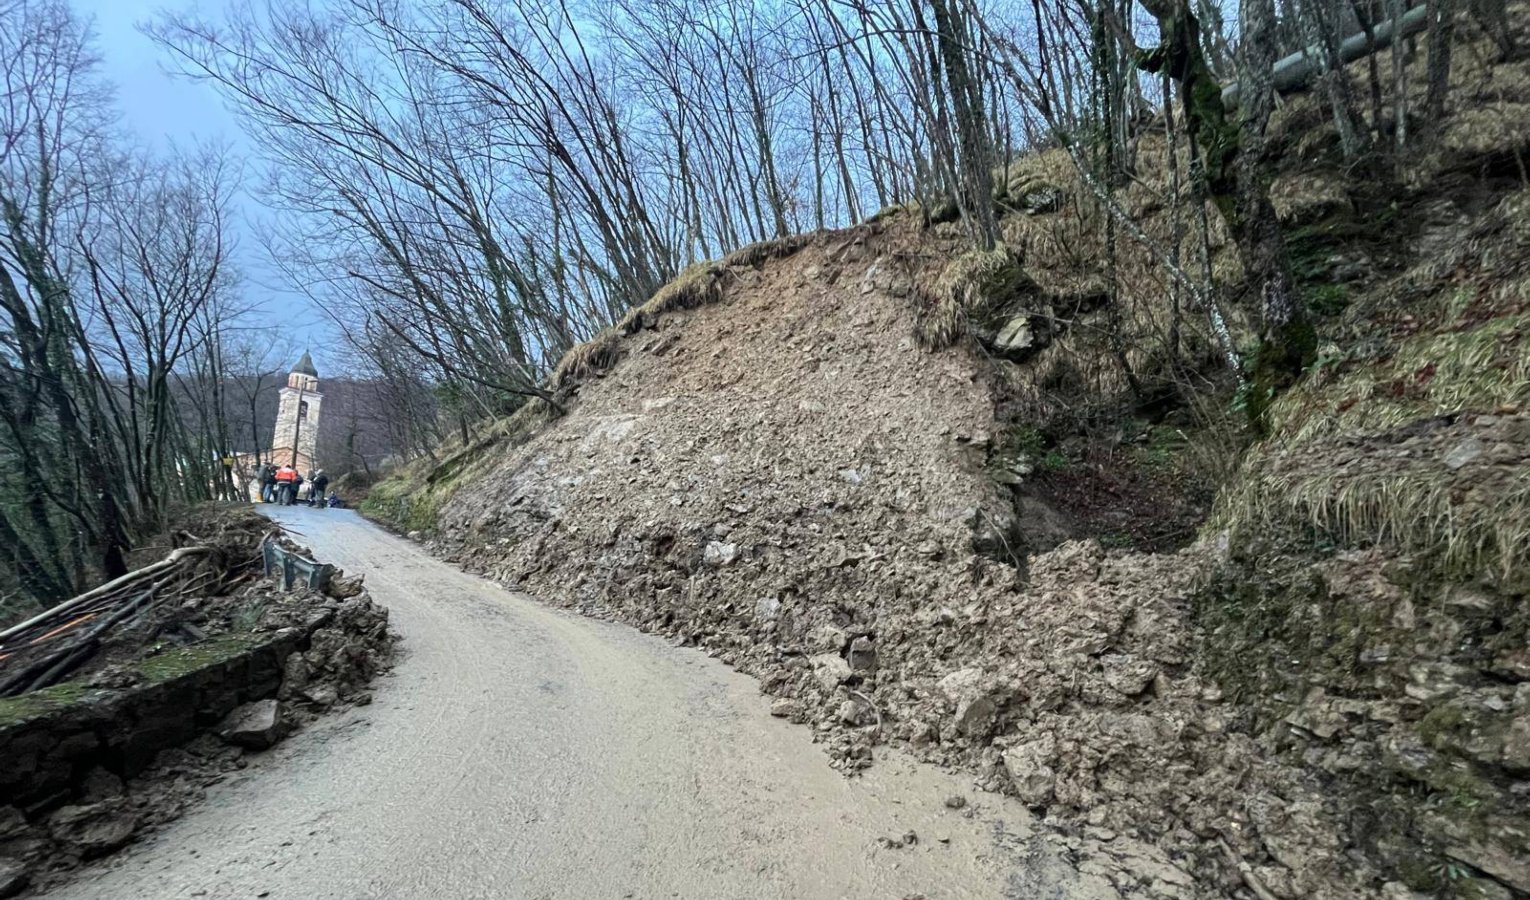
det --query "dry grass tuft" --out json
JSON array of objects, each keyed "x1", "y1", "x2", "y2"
[
  {"x1": 1408, "y1": 100, "x2": 1530, "y2": 187},
  {"x1": 1279, "y1": 311, "x2": 1529, "y2": 448},
  {"x1": 625, "y1": 262, "x2": 729, "y2": 324},
  {"x1": 994, "y1": 148, "x2": 1074, "y2": 209},
  {"x1": 722, "y1": 234, "x2": 813, "y2": 269},
  {"x1": 1270, "y1": 171, "x2": 1353, "y2": 224},
  {"x1": 550, "y1": 328, "x2": 628, "y2": 388},
  {"x1": 1216, "y1": 173, "x2": 1530, "y2": 579},
  {"x1": 914, "y1": 245, "x2": 1025, "y2": 349},
  {"x1": 552, "y1": 233, "x2": 823, "y2": 391},
  {"x1": 1220, "y1": 420, "x2": 1530, "y2": 580}
]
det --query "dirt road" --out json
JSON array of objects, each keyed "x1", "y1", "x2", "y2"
[{"x1": 47, "y1": 508, "x2": 1119, "y2": 900}]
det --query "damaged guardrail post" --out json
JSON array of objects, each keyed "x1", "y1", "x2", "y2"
[{"x1": 261, "y1": 538, "x2": 336, "y2": 592}]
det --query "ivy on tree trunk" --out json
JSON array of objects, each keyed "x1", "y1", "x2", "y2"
[{"x1": 1137, "y1": 0, "x2": 1314, "y2": 428}]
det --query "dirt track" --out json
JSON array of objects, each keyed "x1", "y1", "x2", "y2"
[{"x1": 43, "y1": 507, "x2": 1117, "y2": 900}]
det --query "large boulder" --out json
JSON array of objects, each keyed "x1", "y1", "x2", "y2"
[
  {"x1": 1002, "y1": 733, "x2": 1058, "y2": 807},
  {"x1": 47, "y1": 802, "x2": 138, "y2": 859},
  {"x1": 217, "y1": 699, "x2": 285, "y2": 750}
]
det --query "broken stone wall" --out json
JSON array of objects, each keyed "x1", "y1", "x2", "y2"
[{"x1": 0, "y1": 593, "x2": 389, "y2": 896}]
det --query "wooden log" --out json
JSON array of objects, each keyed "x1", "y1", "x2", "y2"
[{"x1": 0, "y1": 546, "x2": 209, "y2": 644}]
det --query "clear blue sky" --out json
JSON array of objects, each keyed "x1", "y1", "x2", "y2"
[{"x1": 73, "y1": 0, "x2": 333, "y2": 378}]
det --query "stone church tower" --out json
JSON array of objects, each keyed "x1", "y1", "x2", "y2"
[{"x1": 272, "y1": 352, "x2": 323, "y2": 471}]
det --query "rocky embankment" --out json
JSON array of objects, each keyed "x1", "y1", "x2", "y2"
[
  {"x1": 412, "y1": 228, "x2": 1353, "y2": 898},
  {"x1": 406, "y1": 203, "x2": 1530, "y2": 899}
]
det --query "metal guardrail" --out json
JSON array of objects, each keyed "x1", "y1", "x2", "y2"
[{"x1": 261, "y1": 539, "x2": 335, "y2": 592}]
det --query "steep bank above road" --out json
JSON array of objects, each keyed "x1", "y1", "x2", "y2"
[
  {"x1": 366, "y1": 23, "x2": 1530, "y2": 900},
  {"x1": 409, "y1": 222, "x2": 1365, "y2": 899}
]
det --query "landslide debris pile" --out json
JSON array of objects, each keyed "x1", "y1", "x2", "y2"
[
  {"x1": 377, "y1": 17, "x2": 1530, "y2": 900},
  {"x1": 426, "y1": 225, "x2": 1367, "y2": 898}
]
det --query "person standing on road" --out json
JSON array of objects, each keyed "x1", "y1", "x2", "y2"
[
  {"x1": 260, "y1": 464, "x2": 277, "y2": 503},
  {"x1": 309, "y1": 470, "x2": 330, "y2": 507},
  {"x1": 275, "y1": 464, "x2": 298, "y2": 505}
]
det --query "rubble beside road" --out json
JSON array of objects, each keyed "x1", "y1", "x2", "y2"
[
  {"x1": 0, "y1": 511, "x2": 393, "y2": 896},
  {"x1": 417, "y1": 228, "x2": 1374, "y2": 899},
  {"x1": 416, "y1": 203, "x2": 1530, "y2": 899}
]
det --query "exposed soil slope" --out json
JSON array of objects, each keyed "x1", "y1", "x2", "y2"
[
  {"x1": 426, "y1": 225, "x2": 1371, "y2": 899},
  {"x1": 388, "y1": 14, "x2": 1530, "y2": 900}
]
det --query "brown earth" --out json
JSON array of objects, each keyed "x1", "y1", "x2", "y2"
[
  {"x1": 426, "y1": 226, "x2": 1379, "y2": 899},
  {"x1": 390, "y1": 14, "x2": 1530, "y2": 899}
]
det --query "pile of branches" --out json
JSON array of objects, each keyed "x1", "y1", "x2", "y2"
[{"x1": 0, "y1": 521, "x2": 268, "y2": 698}]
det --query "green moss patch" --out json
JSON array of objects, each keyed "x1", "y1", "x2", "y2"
[
  {"x1": 134, "y1": 636, "x2": 259, "y2": 685},
  {"x1": 0, "y1": 682, "x2": 98, "y2": 728}
]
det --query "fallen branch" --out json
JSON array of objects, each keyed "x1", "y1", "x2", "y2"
[
  {"x1": 847, "y1": 688, "x2": 884, "y2": 736},
  {"x1": 1218, "y1": 837, "x2": 1280, "y2": 900},
  {"x1": 1, "y1": 584, "x2": 167, "y2": 696},
  {"x1": 0, "y1": 546, "x2": 211, "y2": 644}
]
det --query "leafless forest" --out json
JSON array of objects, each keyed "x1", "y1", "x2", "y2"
[{"x1": 2, "y1": 0, "x2": 1487, "y2": 606}]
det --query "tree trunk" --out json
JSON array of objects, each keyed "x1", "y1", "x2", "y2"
[{"x1": 1424, "y1": 0, "x2": 1456, "y2": 123}]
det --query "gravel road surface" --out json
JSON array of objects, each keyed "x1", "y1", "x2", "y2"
[{"x1": 46, "y1": 507, "x2": 1119, "y2": 900}]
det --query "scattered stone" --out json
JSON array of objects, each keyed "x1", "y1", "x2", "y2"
[
  {"x1": 944, "y1": 795, "x2": 966, "y2": 809},
  {"x1": 280, "y1": 653, "x2": 311, "y2": 699},
  {"x1": 47, "y1": 803, "x2": 137, "y2": 859},
  {"x1": 837, "y1": 698, "x2": 871, "y2": 726},
  {"x1": 303, "y1": 685, "x2": 340, "y2": 708},
  {"x1": 769, "y1": 698, "x2": 800, "y2": 718},
  {"x1": 937, "y1": 668, "x2": 1002, "y2": 737},
  {"x1": 953, "y1": 696, "x2": 996, "y2": 737},
  {"x1": 1442, "y1": 437, "x2": 1485, "y2": 470},
  {"x1": 809, "y1": 654, "x2": 853, "y2": 693},
  {"x1": 324, "y1": 573, "x2": 366, "y2": 599},
  {"x1": 754, "y1": 597, "x2": 781, "y2": 622},
  {"x1": 1446, "y1": 840, "x2": 1530, "y2": 894},
  {"x1": 0, "y1": 808, "x2": 27, "y2": 841},
  {"x1": 218, "y1": 699, "x2": 285, "y2": 750},
  {"x1": 1002, "y1": 735, "x2": 1058, "y2": 807},
  {"x1": 846, "y1": 636, "x2": 876, "y2": 672},
  {"x1": 994, "y1": 316, "x2": 1034, "y2": 351},
  {"x1": 1492, "y1": 649, "x2": 1530, "y2": 682},
  {"x1": 1503, "y1": 716, "x2": 1530, "y2": 773},
  {"x1": 1101, "y1": 655, "x2": 1158, "y2": 697},
  {"x1": 702, "y1": 541, "x2": 740, "y2": 567},
  {"x1": 79, "y1": 768, "x2": 124, "y2": 803}
]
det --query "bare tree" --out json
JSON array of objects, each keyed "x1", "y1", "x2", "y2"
[{"x1": 1, "y1": 0, "x2": 245, "y2": 606}]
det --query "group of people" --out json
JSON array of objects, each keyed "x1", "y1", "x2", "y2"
[{"x1": 257, "y1": 463, "x2": 340, "y2": 508}]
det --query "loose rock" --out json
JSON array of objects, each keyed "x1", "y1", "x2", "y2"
[{"x1": 218, "y1": 699, "x2": 285, "y2": 750}]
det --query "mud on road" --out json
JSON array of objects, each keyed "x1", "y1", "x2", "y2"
[{"x1": 42, "y1": 507, "x2": 1120, "y2": 900}]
